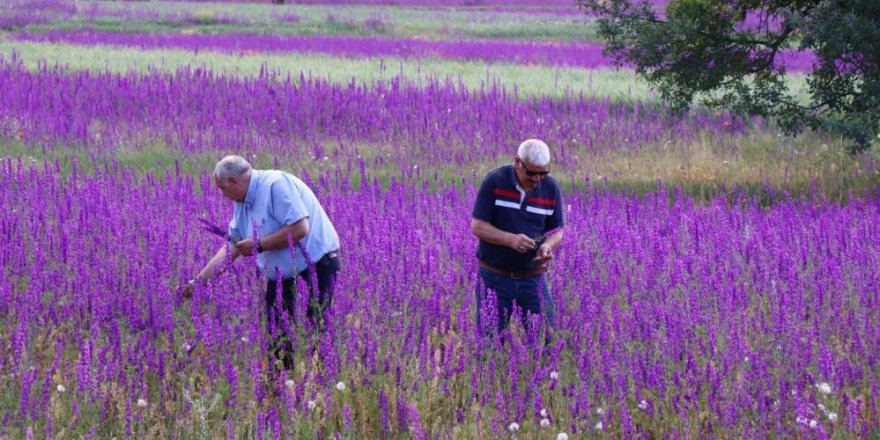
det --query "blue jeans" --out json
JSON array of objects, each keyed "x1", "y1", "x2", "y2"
[{"x1": 475, "y1": 268, "x2": 555, "y2": 335}]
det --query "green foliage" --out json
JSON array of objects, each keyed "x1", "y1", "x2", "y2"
[{"x1": 580, "y1": 0, "x2": 880, "y2": 153}]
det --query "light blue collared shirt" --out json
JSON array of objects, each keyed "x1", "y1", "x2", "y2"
[{"x1": 228, "y1": 170, "x2": 340, "y2": 280}]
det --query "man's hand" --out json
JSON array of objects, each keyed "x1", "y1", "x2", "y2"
[
  {"x1": 235, "y1": 238, "x2": 257, "y2": 257},
  {"x1": 533, "y1": 243, "x2": 553, "y2": 268},
  {"x1": 509, "y1": 234, "x2": 536, "y2": 254}
]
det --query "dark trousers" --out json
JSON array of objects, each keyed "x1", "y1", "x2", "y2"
[
  {"x1": 475, "y1": 268, "x2": 546, "y2": 337},
  {"x1": 265, "y1": 251, "x2": 340, "y2": 370}
]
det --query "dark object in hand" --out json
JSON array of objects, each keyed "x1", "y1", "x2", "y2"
[{"x1": 532, "y1": 233, "x2": 547, "y2": 251}]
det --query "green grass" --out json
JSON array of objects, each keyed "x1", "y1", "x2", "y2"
[
  {"x1": 5, "y1": 125, "x2": 878, "y2": 203},
  {"x1": 581, "y1": 131, "x2": 880, "y2": 203},
  {"x1": 0, "y1": 40, "x2": 658, "y2": 100},
  {"x1": 25, "y1": 1, "x2": 598, "y2": 42}
]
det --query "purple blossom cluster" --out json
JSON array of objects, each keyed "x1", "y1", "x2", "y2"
[
  {"x1": 2, "y1": 157, "x2": 879, "y2": 437},
  {"x1": 11, "y1": 30, "x2": 819, "y2": 73},
  {"x1": 0, "y1": 54, "x2": 749, "y2": 169}
]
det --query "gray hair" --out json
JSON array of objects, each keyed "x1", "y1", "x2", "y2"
[
  {"x1": 517, "y1": 139, "x2": 550, "y2": 166},
  {"x1": 213, "y1": 155, "x2": 252, "y2": 180}
]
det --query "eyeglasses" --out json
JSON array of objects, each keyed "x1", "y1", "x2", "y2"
[{"x1": 518, "y1": 158, "x2": 550, "y2": 177}]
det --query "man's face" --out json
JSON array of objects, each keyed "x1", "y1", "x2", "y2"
[
  {"x1": 214, "y1": 174, "x2": 246, "y2": 202},
  {"x1": 514, "y1": 156, "x2": 550, "y2": 190}
]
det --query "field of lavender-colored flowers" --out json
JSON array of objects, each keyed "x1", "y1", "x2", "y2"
[
  {"x1": 2, "y1": 157, "x2": 879, "y2": 438},
  {"x1": 0, "y1": 56, "x2": 747, "y2": 162},
  {"x1": 10, "y1": 30, "x2": 819, "y2": 73},
  {"x1": 2, "y1": 0, "x2": 880, "y2": 439},
  {"x1": 4, "y1": 53, "x2": 869, "y2": 199}
]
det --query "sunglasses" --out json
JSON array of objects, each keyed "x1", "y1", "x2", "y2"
[{"x1": 518, "y1": 158, "x2": 550, "y2": 177}]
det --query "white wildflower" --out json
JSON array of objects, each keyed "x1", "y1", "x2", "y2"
[
  {"x1": 240, "y1": 336, "x2": 248, "y2": 343},
  {"x1": 596, "y1": 407, "x2": 605, "y2": 415},
  {"x1": 638, "y1": 400, "x2": 649, "y2": 410},
  {"x1": 56, "y1": 384, "x2": 66, "y2": 393},
  {"x1": 540, "y1": 408, "x2": 548, "y2": 418},
  {"x1": 809, "y1": 419, "x2": 818, "y2": 429},
  {"x1": 549, "y1": 371, "x2": 560, "y2": 380},
  {"x1": 556, "y1": 434, "x2": 569, "y2": 440},
  {"x1": 796, "y1": 415, "x2": 808, "y2": 425},
  {"x1": 335, "y1": 381, "x2": 346, "y2": 391},
  {"x1": 183, "y1": 343, "x2": 192, "y2": 352},
  {"x1": 508, "y1": 422, "x2": 520, "y2": 432},
  {"x1": 285, "y1": 379, "x2": 295, "y2": 388},
  {"x1": 540, "y1": 418, "x2": 551, "y2": 427},
  {"x1": 595, "y1": 421, "x2": 603, "y2": 430},
  {"x1": 817, "y1": 382, "x2": 832, "y2": 394},
  {"x1": 137, "y1": 398, "x2": 148, "y2": 408},
  {"x1": 828, "y1": 412, "x2": 838, "y2": 422},
  {"x1": 307, "y1": 400, "x2": 316, "y2": 410}
]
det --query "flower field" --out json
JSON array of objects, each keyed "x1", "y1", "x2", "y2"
[
  {"x1": 4, "y1": 158, "x2": 879, "y2": 438},
  {"x1": 1, "y1": 0, "x2": 879, "y2": 439}
]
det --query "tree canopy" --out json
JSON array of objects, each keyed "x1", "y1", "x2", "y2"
[{"x1": 580, "y1": 0, "x2": 880, "y2": 152}]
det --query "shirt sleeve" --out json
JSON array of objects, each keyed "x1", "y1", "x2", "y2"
[
  {"x1": 471, "y1": 175, "x2": 496, "y2": 222},
  {"x1": 270, "y1": 178, "x2": 309, "y2": 226},
  {"x1": 544, "y1": 181, "x2": 565, "y2": 231}
]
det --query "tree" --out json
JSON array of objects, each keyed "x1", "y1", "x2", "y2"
[{"x1": 580, "y1": 0, "x2": 880, "y2": 153}]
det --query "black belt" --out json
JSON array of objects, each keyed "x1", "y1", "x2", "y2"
[
  {"x1": 478, "y1": 261, "x2": 545, "y2": 279},
  {"x1": 316, "y1": 250, "x2": 339, "y2": 265}
]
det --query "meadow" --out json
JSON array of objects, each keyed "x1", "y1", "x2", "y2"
[{"x1": 1, "y1": 0, "x2": 879, "y2": 439}]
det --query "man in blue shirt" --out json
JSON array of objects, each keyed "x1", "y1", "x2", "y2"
[
  {"x1": 472, "y1": 139, "x2": 564, "y2": 336},
  {"x1": 191, "y1": 155, "x2": 340, "y2": 370}
]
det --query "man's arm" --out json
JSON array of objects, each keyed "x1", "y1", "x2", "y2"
[
  {"x1": 235, "y1": 218, "x2": 309, "y2": 257},
  {"x1": 183, "y1": 243, "x2": 240, "y2": 298},
  {"x1": 471, "y1": 218, "x2": 536, "y2": 254},
  {"x1": 196, "y1": 244, "x2": 240, "y2": 282}
]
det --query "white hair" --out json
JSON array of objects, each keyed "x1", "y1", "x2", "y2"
[
  {"x1": 214, "y1": 155, "x2": 252, "y2": 180},
  {"x1": 517, "y1": 139, "x2": 550, "y2": 166}
]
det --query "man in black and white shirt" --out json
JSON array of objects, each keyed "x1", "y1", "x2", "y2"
[{"x1": 471, "y1": 139, "x2": 565, "y2": 335}]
